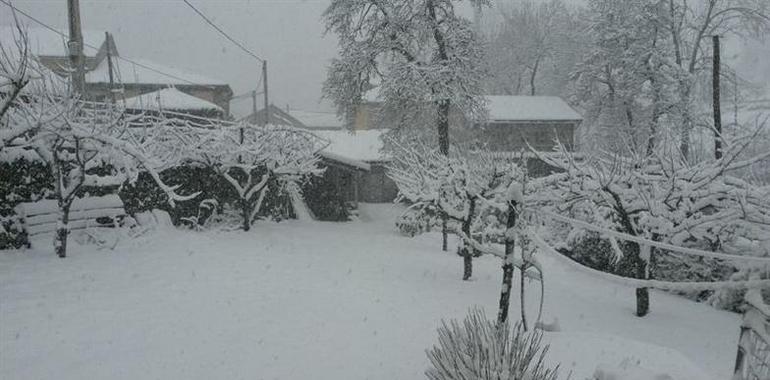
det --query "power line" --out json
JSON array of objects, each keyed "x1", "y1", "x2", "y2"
[
  {"x1": 180, "y1": 0, "x2": 264, "y2": 63},
  {"x1": 0, "y1": 0, "x2": 201, "y2": 86}
]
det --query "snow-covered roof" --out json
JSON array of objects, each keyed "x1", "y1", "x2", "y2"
[
  {"x1": 316, "y1": 129, "x2": 388, "y2": 164},
  {"x1": 484, "y1": 96, "x2": 582, "y2": 122},
  {"x1": 86, "y1": 57, "x2": 228, "y2": 86},
  {"x1": 124, "y1": 87, "x2": 224, "y2": 112},
  {"x1": 287, "y1": 109, "x2": 344, "y2": 130},
  {"x1": 0, "y1": 26, "x2": 103, "y2": 57}
]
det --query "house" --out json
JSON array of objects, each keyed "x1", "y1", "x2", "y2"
[
  {"x1": 477, "y1": 96, "x2": 582, "y2": 152},
  {"x1": 349, "y1": 90, "x2": 582, "y2": 153},
  {"x1": 85, "y1": 57, "x2": 232, "y2": 115},
  {"x1": 0, "y1": 27, "x2": 233, "y2": 117}
]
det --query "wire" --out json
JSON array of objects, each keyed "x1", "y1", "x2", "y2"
[
  {"x1": 180, "y1": 0, "x2": 264, "y2": 63},
  {"x1": 0, "y1": 0, "x2": 202, "y2": 86}
]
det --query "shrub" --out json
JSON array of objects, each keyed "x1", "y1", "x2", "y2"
[
  {"x1": 301, "y1": 170, "x2": 350, "y2": 221},
  {"x1": 396, "y1": 206, "x2": 440, "y2": 237},
  {"x1": 426, "y1": 308, "x2": 559, "y2": 380}
]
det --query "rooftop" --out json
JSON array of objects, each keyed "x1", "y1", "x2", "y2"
[
  {"x1": 86, "y1": 57, "x2": 228, "y2": 86},
  {"x1": 484, "y1": 95, "x2": 582, "y2": 122},
  {"x1": 287, "y1": 109, "x2": 344, "y2": 130},
  {"x1": 123, "y1": 87, "x2": 223, "y2": 113},
  {"x1": 316, "y1": 129, "x2": 388, "y2": 163}
]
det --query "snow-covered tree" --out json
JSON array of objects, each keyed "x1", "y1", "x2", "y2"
[
  {"x1": 572, "y1": 0, "x2": 769, "y2": 159},
  {"x1": 387, "y1": 136, "x2": 522, "y2": 280},
  {"x1": 531, "y1": 116, "x2": 770, "y2": 315},
  {"x1": 322, "y1": 0, "x2": 489, "y2": 154},
  {"x1": 189, "y1": 123, "x2": 324, "y2": 231},
  {"x1": 486, "y1": 0, "x2": 583, "y2": 97},
  {"x1": 1, "y1": 25, "x2": 198, "y2": 258}
]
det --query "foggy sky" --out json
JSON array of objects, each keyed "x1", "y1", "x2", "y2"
[
  {"x1": 1, "y1": 1, "x2": 766, "y2": 118},
  {"x1": 1, "y1": 0, "x2": 340, "y2": 117}
]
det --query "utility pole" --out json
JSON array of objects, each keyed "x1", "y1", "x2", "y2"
[
  {"x1": 105, "y1": 32, "x2": 116, "y2": 104},
  {"x1": 67, "y1": 0, "x2": 86, "y2": 96},
  {"x1": 262, "y1": 60, "x2": 269, "y2": 126},
  {"x1": 251, "y1": 90, "x2": 258, "y2": 123},
  {"x1": 712, "y1": 35, "x2": 722, "y2": 160}
]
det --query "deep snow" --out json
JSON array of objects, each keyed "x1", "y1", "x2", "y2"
[{"x1": 0, "y1": 204, "x2": 740, "y2": 379}]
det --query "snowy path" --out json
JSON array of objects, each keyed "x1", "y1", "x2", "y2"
[{"x1": 0, "y1": 204, "x2": 739, "y2": 379}]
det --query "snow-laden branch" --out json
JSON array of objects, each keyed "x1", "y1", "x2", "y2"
[
  {"x1": 531, "y1": 232, "x2": 770, "y2": 292},
  {"x1": 541, "y1": 210, "x2": 770, "y2": 264}
]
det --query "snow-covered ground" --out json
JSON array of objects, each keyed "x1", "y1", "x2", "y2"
[{"x1": 0, "y1": 204, "x2": 740, "y2": 380}]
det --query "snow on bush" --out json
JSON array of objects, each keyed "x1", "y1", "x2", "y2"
[
  {"x1": 529, "y1": 121, "x2": 770, "y2": 312},
  {"x1": 426, "y1": 308, "x2": 558, "y2": 380}
]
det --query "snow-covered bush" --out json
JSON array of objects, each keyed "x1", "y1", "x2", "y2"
[
  {"x1": 0, "y1": 154, "x2": 53, "y2": 249},
  {"x1": 531, "y1": 118, "x2": 770, "y2": 314},
  {"x1": 426, "y1": 308, "x2": 558, "y2": 380},
  {"x1": 396, "y1": 205, "x2": 441, "y2": 237},
  {"x1": 187, "y1": 122, "x2": 324, "y2": 231},
  {"x1": 300, "y1": 171, "x2": 350, "y2": 222}
]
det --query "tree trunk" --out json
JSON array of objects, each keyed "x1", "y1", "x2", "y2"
[
  {"x1": 497, "y1": 201, "x2": 518, "y2": 325},
  {"x1": 460, "y1": 196, "x2": 477, "y2": 281},
  {"x1": 438, "y1": 99, "x2": 450, "y2": 250},
  {"x1": 497, "y1": 263, "x2": 514, "y2": 324},
  {"x1": 529, "y1": 57, "x2": 540, "y2": 96},
  {"x1": 54, "y1": 201, "x2": 72, "y2": 258},
  {"x1": 241, "y1": 198, "x2": 251, "y2": 231},
  {"x1": 462, "y1": 254, "x2": 473, "y2": 281},
  {"x1": 441, "y1": 216, "x2": 448, "y2": 251},
  {"x1": 633, "y1": 242, "x2": 650, "y2": 317}
]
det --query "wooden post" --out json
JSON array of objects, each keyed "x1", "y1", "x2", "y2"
[
  {"x1": 712, "y1": 35, "x2": 722, "y2": 159},
  {"x1": 67, "y1": 0, "x2": 86, "y2": 96}
]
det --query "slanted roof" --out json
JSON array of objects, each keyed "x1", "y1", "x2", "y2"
[
  {"x1": 240, "y1": 105, "x2": 304, "y2": 127},
  {"x1": 484, "y1": 95, "x2": 582, "y2": 122},
  {"x1": 287, "y1": 109, "x2": 344, "y2": 130},
  {"x1": 0, "y1": 26, "x2": 103, "y2": 57},
  {"x1": 86, "y1": 57, "x2": 228, "y2": 86},
  {"x1": 124, "y1": 87, "x2": 223, "y2": 113},
  {"x1": 316, "y1": 129, "x2": 388, "y2": 163}
]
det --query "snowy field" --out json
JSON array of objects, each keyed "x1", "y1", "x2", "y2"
[{"x1": 0, "y1": 204, "x2": 739, "y2": 380}]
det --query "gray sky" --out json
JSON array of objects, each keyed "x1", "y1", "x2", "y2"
[
  {"x1": 2, "y1": 0, "x2": 766, "y2": 118},
  {"x1": 1, "y1": 0, "x2": 339, "y2": 117}
]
